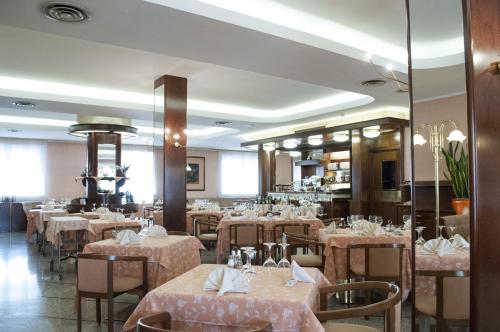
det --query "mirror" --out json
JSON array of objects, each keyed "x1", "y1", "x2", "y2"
[
  {"x1": 97, "y1": 143, "x2": 117, "y2": 193},
  {"x1": 409, "y1": 0, "x2": 470, "y2": 330}
]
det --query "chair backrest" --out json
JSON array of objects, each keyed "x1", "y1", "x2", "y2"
[
  {"x1": 194, "y1": 215, "x2": 219, "y2": 236},
  {"x1": 441, "y1": 214, "x2": 469, "y2": 240},
  {"x1": 137, "y1": 312, "x2": 272, "y2": 332},
  {"x1": 348, "y1": 243, "x2": 405, "y2": 279},
  {"x1": 153, "y1": 211, "x2": 163, "y2": 226},
  {"x1": 416, "y1": 270, "x2": 470, "y2": 321},
  {"x1": 315, "y1": 281, "x2": 401, "y2": 332},
  {"x1": 101, "y1": 225, "x2": 142, "y2": 240},
  {"x1": 273, "y1": 223, "x2": 309, "y2": 242},
  {"x1": 230, "y1": 224, "x2": 264, "y2": 247},
  {"x1": 167, "y1": 231, "x2": 190, "y2": 236}
]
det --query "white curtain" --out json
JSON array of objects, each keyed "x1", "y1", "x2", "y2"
[
  {"x1": 219, "y1": 150, "x2": 258, "y2": 197},
  {"x1": 121, "y1": 146, "x2": 155, "y2": 203},
  {"x1": 0, "y1": 139, "x2": 47, "y2": 199}
]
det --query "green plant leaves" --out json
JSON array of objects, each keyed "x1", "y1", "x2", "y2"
[{"x1": 441, "y1": 141, "x2": 469, "y2": 198}]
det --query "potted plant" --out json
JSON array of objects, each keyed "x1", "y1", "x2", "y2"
[{"x1": 442, "y1": 141, "x2": 469, "y2": 214}]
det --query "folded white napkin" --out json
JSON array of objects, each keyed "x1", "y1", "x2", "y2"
[
  {"x1": 204, "y1": 267, "x2": 250, "y2": 296},
  {"x1": 422, "y1": 239, "x2": 455, "y2": 256},
  {"x1": 451, "y1": 234, "x2": 470, "y2": 249},
  {"x1": 148, "y1": 225, "x2": 168, "y2": 237},
  {"x1": 305, "y1": 210, "x2": 316, "y2": 219},
  {"x1": 291, "y1": 260, "x2": 315, "y2": 283},
  {"x1": 43, "y1": 204, "x2": 55, "y2": 211},
  {"x1": 96, "y1": 207, "x2": 109, "y2": 214},
  {"x1": 243, "y1": 210, "x2": 258, "y2": 219},
  {"x1": 115, "y1": 214, "x2": 125, "y2": 222},
  {"x1": 116, "y1": 229, "x2": 142, "y2": 245},
  {"x1": 223, "y1": 211, "x2": 232, "y2": 220},
  {"x1": 360, "y1": 222, "x2": 385, "y2": 236},
  {"x1": 325, "y1": 222, "x2": 336, "y2": 234},
  {"x1": 403, "y1": 218, "x2": 412, "y2": 230}
]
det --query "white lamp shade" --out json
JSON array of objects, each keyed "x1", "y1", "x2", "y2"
[
  {"x1": 413, "y1": 133, "x2": 427, "y2": 146},
  {"x1": 308, "y1": 135, "x2": 323, "y2": 146},
  {"x1": 447, "y1": 129, "x2": 466, "y2": 143},
  {"x1": 263, "y1": 142, "x2": 276, "y2": 151},
  {"x1": 333, "y1": 131, "x2": 350, "y2": 142},
  {"x1": 186, "y1": 164, "x2": 192, "y2": 171},
  {"x1": 289, "y1": 151, "x2": 301, "y2": 157},
  {"x1": 362, "y1": 126, "x2": 380, "y2": 138},
  {"x1": 283, "y1": 139, "x2": 298, "y2": 149}
]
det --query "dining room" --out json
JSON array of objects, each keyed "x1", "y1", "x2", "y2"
[{"x1": 0, "y1": 0, "x2": 498, "y2": 331}]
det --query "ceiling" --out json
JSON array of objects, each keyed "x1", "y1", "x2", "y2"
[{"x1": 0, "y1": 0, "x2": 465, "y2": 149}]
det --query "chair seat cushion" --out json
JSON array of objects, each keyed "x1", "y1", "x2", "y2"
[
  {"x1": 291, "y1": 254, "x2": 322, "y2": 267},
  {"x1": 322, "y1": 322, "x2": 380, "y2": 332},
  {"x1": 113, "y1": 277, "x2": 143, "y2": 293},
  {"x1": 198, "y1": 233, "x2": 217, "y2": 241},
  {"x1": 415, "y1": 295, "x2": 436, "y2": 316}
]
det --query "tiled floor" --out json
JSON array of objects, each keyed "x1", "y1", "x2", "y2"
[{"x1": 0, "y1": 232, "x2": 411, "y2": 331}]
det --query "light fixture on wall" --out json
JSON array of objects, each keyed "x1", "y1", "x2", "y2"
[
  {"x1": 186, "y1": 164, "x2": 192, "y2": 171},
  {"x1": 413, "y1": 120, "x2": 467, "y2": 236},
  {"x1": 307, "y1": 135, "x2": 323, "y2": 146},
  {"x1": 362, "y1": 126, "x2": 381, "y2": 138},
  {"x1": 164, "y1": 127, "x2": 186, "y2": 148},
  {"x1": 283, "y1": 139, "x2": 298, "y2": 149},
  {"x1": 333, "y1": 131, "x2": 350, "y2": 142},
  {"x1": 289, "y1": 151, "x2": 301, "y2": 158},
  {"x1": 262, "y1": 142, "x2": 276, "y2": 151}
]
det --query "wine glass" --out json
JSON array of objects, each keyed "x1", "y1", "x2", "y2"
[
  {"x1": 277, "y1": 243, "x2": 290, "y2": 268},
  {"x1": 241, "y1": 247, "x2": 256, "y2": 274},
  {"x1": 416, "y1": 226, "x2": 426, "y2": 245},
  {"x1": 376, "y1": 216, "x2": 384, "y2": 226},
  {"x1": 91, "y1": 203, "x2": 96, "y2": 212},
  {"x1": 368, "y1": 215, "x2": 377, "y2": 223},
  {"x1": 263, "y1": 243, "x2": 277, "y2": 268},
  {"x1": 437, "y1": 225, "x2": 446, "y2": 240},
  {"x1": 347, "y1": 216, "x2": 353, "y2": 230},
  {"x1": 448, "y1": 226, "x2": 456, "y2": 240}
]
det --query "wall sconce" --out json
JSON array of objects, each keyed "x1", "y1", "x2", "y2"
[
  {"x1": 362, "y1": 126, "x2": 381, "y2": 138},
  {"x1": 283, "y1": 139, "x2": 298, "y2": 149},
  {"x1": 307, "y1": 135, "x2": 323, "y2": 146},
  {"x1": 263, "y1": 142, "x2": 276, "y2": 151},
  {"x1": 332, "y1": 131, "x2": 350, "y2": 142},
  {"x1": 164, "y1": 127, "x2": 186, "y2": 148}
]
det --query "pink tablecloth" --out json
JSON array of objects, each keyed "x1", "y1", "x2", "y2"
[
  {"x1": 216, "y1": 217, "x2": 325, "y2": 263},
  {"x1": 85, "y1": 219, "x2": 142, "y2": 242},
  {"x1": 319, "y1": 228, "x2": 412, "y2": 299},
  {"x1": 45, "y1": 216, "x2": 89, "y2": 246},
  {"x1": 123, "y1": 264, "x2": 330, "y2": 332},
  {"x1": 415, "y1": 248, "x2": 470, "y2": 296},
  {"x1": 83, "y1": 236, "x2": 205, "y2": 289},
  {"x1": 26, "y1": 209, "x2": 67, "y2": 240},
  {"x1": 186, "y1": 211, "x2": 224, "y2": 234}
]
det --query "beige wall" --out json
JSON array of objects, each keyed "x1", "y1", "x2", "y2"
[
  {"x1": 412, "y1": 94, "x2": 468, "y2": 181},
  {"x1": 275, "y1": 153, "x2": 292, "y2": 185}
]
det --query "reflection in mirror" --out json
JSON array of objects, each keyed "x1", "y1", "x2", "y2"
[
  {"x1": 409, "y1": 0, "x2": 470, "y2": 330},
  {"x1": 97, "y1": 143, "x2": 116, "y2": 193}
]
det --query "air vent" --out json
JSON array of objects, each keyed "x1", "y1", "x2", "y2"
[
  {"x1": 42, "y1": 3, "x2": 90, "y2": 23},
  {"x1": 361, "y1": 79, "x2": 387, "y2": 87},
  {"x1": 7, "y1": 129, "x2": 22, "y2": 133},
  {"x1": 12, "y1": 101, "x2": 37, "y2": 108},
  {"x1": 215, "y1": 121, "x2": 232, "y2": 126}
]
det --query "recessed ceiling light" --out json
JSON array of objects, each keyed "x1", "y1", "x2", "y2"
[
  {"x1": 12, "y1": 101, "x2": 37, "y2": 108},
  {"x1": 263, "y1": 142, "x2": 275, "y2": 152},
  {"x1": 307, "y1": 135, "x2": 323, "y2": 146},
  {"x1": 42, "y1": 2, "x2": 90, "y2": 23},
  {"x1": 283, "y1": 139, "x2": 298, "y2": 149},
  {"x1": 215, "y1": 121, "x2": 233, "y2": 126},
  {"x1": 363, "y1": 126, "x2": 381, "y2": 138},
  {"x1": 289, "y1": 151, "x2": 301, "y2": 158},
  {"x1": 333, "y1": 131, "x2": 350, "y2": 142},
  {"x1": 7, "y1": 129, "x2": 21, "y2": 133},
  {"x1": 361, "y1": 79, "x2": 387, "y2": 87}
]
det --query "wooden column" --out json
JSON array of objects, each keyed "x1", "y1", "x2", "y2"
[
  {"x1": 258, "y1": 145, "x2": 275, "y2": 196},
  {"x1": 154, "y1": 75, "x2": 187, "y2": 231},
  {"x1": 463, "y1": 0, "x2": 500, "y2": 329}
]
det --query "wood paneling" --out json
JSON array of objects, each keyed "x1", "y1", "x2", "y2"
[
  {"x1": 463, "y1": 0, "x2": 500, "y2": 329},
  {"x1": 258, "y1": 146, "x2": 275, "y2": 195},
  {"x1": 155, "y1": 75, "x2": 187, "y2": 231}
]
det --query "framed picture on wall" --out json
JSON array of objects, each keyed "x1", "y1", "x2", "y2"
[{"x1": 186, "y1": 156, "x2": 205, "y2": 191}]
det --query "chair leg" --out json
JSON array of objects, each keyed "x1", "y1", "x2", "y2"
[
  {"x1": 364, "y1": 289, "x2": 371, "y2": 320},
  {"x1": 107, "y1": 295, "x2": 114, "y2": 332},
  {"x1": 77, "y1": 292, "x2": 82, "y2": 332},
  {"x1": 96, "y1": 299, "x2": 101, "y2": 324}
]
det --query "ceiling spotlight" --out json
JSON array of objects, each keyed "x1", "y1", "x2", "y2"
[
  {"x1": 7, "y1": 129, "x2": 21, "y2": 133},
  {"x1": 332, "y1": 131, "x2": 350, "y2": 142},
  {"x1": 215, "y1": 121, "x2": 233, "y2": 126},
  {"x1": 263, "y1": 142, "x2": 275, "y2": 152},
  {"x1": 283, "y1": 139, "x2": 298, "y2": 149},
  {"x1": 289, "y1": 151, "x2": 301, "y2": 158},
  {"x1": 12, "y1": 101, "x2": 37, "y2": 108},
  {"x1": 42, "y1": 3, "x2": 90, "y2": 23},
  {"x1": 307, "y1": 135, "x2": 323, "y2": 146},
  {"x1": 385, "y1": 63, "x2": 394, "y2": 71},
  {"x1": 362, "y1": 126, "x2": 381, "y2": 138}
]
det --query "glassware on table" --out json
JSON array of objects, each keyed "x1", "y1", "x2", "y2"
[
  {"x1": 91, "y1": 203, "x2": 96, "y2": 212},
  {"x1": 240, "y1": 246, "x2": 256, "y2": 274},
  {"x1": 416, "y1": 226, "x2": 426, "y2": 245},
  {"x1": 277, "y1": 243, "x2": 290, "y2": 268},
  {"x1": 376, "y1": 216, "x2": 384, "y2": 226},
  {"x1": 437, "y1": 225, "x2": 446, "y2": 240},
  {"x1": 368, "y1": 215, "x2": 377, "y2": 223},
  {"x1": 347, "y1": 216, "x2": 353, "y2": 230},
  {"x1": 447, "y1": 226, "x2": 456, "y2": 239},
  {"x1": 263, "y1": 243, "x2": 278, "y2": 268}
]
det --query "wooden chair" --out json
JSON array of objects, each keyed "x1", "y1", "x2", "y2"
[
  {"x1": 229, "y1": 224, "x2": 265, "y2": 264},
  {"x1": 323, "y1": 218, "x2": 345, "y2": 228},
  {"x1": 347, "y1": 244, "x2": 405, "y2": 310},
  {"x1": 167, "y1": 231, "x2": 190, "y2": 236},
  {"x1": 272, "y1": 222, "x2": 310, "y2": 243},
  {"x1": 315, "y1": 281, "x2": 401, "y2": 332},
  {"x1": 415, "y1": 270, "x2": 469, "y2": 332},
  {"x1": 100, "y1": 225, "x2": 142, "y2": 240},
  {"x1": 194, "y1": 216, "x2": 219, "y2": 248},
  {"x1": 137, "y1": 312, "x2": 272, "y2": 332},
  {"x1": 285, "y1": 232, "x2": 325, "y2": 271}
]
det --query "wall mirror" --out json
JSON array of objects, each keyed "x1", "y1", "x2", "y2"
[{"x1": 408, "y1": 0, "x2": 470, "y2": 330}]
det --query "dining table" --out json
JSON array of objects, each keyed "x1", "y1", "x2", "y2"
[
  {"x1": 415, "y1": 246, "x2": 470, "y2": 296},
  {"x1": 122, "y1": 264, "x2": 330, "y2": 332},
  {"x1": 186, "y1": 210, "x2": 224, "y2": 234},
  {"x1": 319, "y1": 227, "x2": 412, "y2": 299},
  {"x1": 85, "y1": 218, "x2": 142, "y2": 242},
  {"x1": 216, "y1": 216, "x2": 325, "y2": 263},
  {"x1": 26, "y1": 208, "x2": 67, "y2": 240},
  {"x1": 83, "y1": 235, "x2": 205, "y2": 289}
]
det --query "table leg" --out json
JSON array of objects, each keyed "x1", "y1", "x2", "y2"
[
  {"x1": 58, "y1": 232, "x2": 62, "y2": 280},
  {"x1": 49, "y1": 241, "x2": 54, "y2": 272}
]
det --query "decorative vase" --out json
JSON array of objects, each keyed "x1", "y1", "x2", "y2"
[{"x1": 451, "y1": 198, "x2": 470, "y2": 215}]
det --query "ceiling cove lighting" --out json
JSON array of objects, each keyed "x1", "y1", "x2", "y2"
[
  {"x1": 289, "y1": 151, "x2": 301, "y2": 158},
  {"x1": 362, "y1": 126, "x2": 381, "y2": 138},
  {"x1": 283, "y1": 139, "x2": 298, "y2": 149},
  {"x1": 0, "y1": 115, "x2": 73, "y2": 127},
  {"x1": 307, "y1": 135, "x2": 323, "y2": 146},
  {"x1": 69, "y1": 123, "x2": 137, "y2": 139},
  {"x1": 333, "y1": 131, "x2": 350, "y2": 142},
  {"x1": 262, "y1": 142, "x2": 275, "y2": 151}
]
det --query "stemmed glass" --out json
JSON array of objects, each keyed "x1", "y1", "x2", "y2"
[
  {"x1": 368, "y1": 215, "x2": 377, "y2": 223},
  {"x1": 277, "y1": 243, "x2": 290, "y2": 268},
  {"x1": 416, "y1": 226, "x2": 426, "y2": 245},
  {"x1": 347, "y1": 216, "x2": 353, "y2": 230},
  {"x1": 376, "y1": 216, "x2": 384, "y2": 226},
  {"x1": 241, "y1": 247, "x2": 256, "y2": 274},
  {"x1": 437, "y1": 225, "x2": 446, "y2": 240},
  {"x1": 263, "y1": 243, "x2": 277, "y2": 268},
  {"x1": 447, "y1": 226, "x2": 456, "y2": 240},
  {"x1": 91, "y1": 203, "x2": 96, "y2": 212}
]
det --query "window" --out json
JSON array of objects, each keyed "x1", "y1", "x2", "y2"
[
  {"x1": 219, "y1": 150, "x2": 258, "y2": 197},
  {"x1": 0, "y1": 139, "x2": 47, "y2": 199},
  {"x1": 121, "y1": 146, "x2": 155, "y2": 203}
]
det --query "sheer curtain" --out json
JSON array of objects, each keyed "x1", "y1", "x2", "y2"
[
  {"x1": 219, "y1": 150, "x2": 258, "y2": 197},
  {"x1": 121, "y1": 145, "x2": 155, "y2": 203},
  {"x1": 0, "y1": 139, "x2": 47, "y2": 199}
]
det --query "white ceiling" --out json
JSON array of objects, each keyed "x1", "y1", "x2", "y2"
[{"x1": 0, "y1": 0, "x2": 465, "y2": 149}]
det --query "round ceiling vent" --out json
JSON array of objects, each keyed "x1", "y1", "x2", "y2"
[
  {"x1": 42, "y1": 3, "x2": 90, "y2": 23},
  {"x1": 215, "y1": 121, "x2": 232, "y2": 126},
  {"x1": 360, "y1": 79, "x2": 387, "y2": 87}
]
